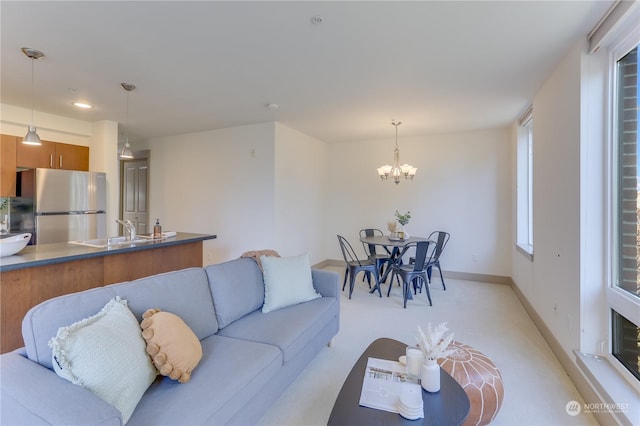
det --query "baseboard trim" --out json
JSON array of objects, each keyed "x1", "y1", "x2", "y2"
[
  {"x1": 442, "y1": 270, "x2": 511, "y2": 285},
  {"x1": 312, "y1": 259, "x2": 342, "y2": 269},
  {"x1": 317, "y1": 259, "x2": 511, "y2": 285},
  {"x1": 510, "y1": 282, "x2": 616, "y2": 425}
]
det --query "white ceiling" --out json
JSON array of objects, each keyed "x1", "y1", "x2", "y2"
[{"x1": 1, "y1": 1, "x2": 613, "y2": 143}]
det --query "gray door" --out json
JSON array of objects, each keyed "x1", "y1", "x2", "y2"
[{"x1": 121, "y1": 159, "x2": 149, "y2": 234}]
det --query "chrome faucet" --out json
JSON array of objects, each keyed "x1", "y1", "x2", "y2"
[{"x1": 116, "y1": 219, "x2": 136, "y2": 241}]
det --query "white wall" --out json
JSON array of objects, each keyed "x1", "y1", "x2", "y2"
[
  {"x1": 0, "y1": 104, "x2": 93, "y2": 146},
  {"x1": 325, "y1": 128, "x2": 512, "y2": 277},
  {"x1": 274, "y1": 123, "x2": 328, "y2": 264},
  {"x1": 511, "y1": 40, "x2": 593, "y2": 359},
  {"x1": 2, "y1": 104, "x2": 513, "y2": 279},
  {"x1": 89, "y1": 120, "x2": 120, "y2": 235},
  {"x1": 532, "y1": 42, "x2": 582, "y2": 357},
  {"x1": 140, "y1": 122, "x2": 331, "y2": 266},
  {"x1": 140, "y1": 123, "x2": 277, "y2": 265}
]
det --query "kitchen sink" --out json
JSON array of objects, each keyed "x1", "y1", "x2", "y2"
[{"x1": 70, "y1": 236, "x2": 156, "y2": 248}]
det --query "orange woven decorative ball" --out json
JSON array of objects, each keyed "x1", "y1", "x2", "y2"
[{"x1": 438, "y1": 341, "x2": 504, "y2": 426}]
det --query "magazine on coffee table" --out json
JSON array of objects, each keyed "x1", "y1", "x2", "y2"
[{"x1": 358, "y1": 357, "x2": 421, "y2": 413}]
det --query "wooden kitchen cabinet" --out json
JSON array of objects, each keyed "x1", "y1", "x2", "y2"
[
  {"x1": 16, "y1": 139, "x2": 56, "y2": 169},
  {"x1": 1, "y1": 135, "x2": 17, "y2": 196},
  {"x1": 54, "y1": 142, "x2": 89, "y2": 170},
  {"x1": 16, "y1": 139, "x2": 89, "y2": 171}
]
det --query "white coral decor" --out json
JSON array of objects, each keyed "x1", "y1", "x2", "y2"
[{"x1": 416, "y1": 322, "x2": 455, "y2": 361}]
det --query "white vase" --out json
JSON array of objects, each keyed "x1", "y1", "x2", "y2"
[{"x1": 421, "y1": 359, "x2": 440, "y2": 392}]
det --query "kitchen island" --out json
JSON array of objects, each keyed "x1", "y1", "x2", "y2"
[{"x1": 0, "y1": 232, "x2": 216, "y2": 353}]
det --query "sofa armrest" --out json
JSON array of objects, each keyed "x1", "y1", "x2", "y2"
[
  {"x1": 312, "y1": 268, "x2": 340, "y2": 298},
  {"x1": 1, "y1": 350, "x2": 122, "y2": 426}
]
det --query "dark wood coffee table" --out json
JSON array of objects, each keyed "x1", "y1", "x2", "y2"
[{"x1": 328, "y1": 338, "x2": 470, "y2": 425}]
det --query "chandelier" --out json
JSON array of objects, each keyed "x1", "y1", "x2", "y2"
[{"x1": 377, "y1": 121, "x2": 417, "y2": 184}]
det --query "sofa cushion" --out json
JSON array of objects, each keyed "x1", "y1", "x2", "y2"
[
  {"x1": 127, "y1": 335, "x2": 282, "y2": 425},
  {"x1": 48, "y1": 298, "x2": 156, "y2": 424},
  {"x1": 111, "y1": 267, "x2": 218, "y2": 339},
  {"x1": 217, "y1": 296, "x2": 337, "y2": 363},
  {"x1": 205, "y1": 258, "x2": 265, "y2": 328},
  {"x1": 261, "y1": 253, "x2": 321, "y2": 313},
  {"x1": 23, "y1": 286, "x2": 117, "y2": 370},
  {"x1": 140, "y1": 309, "x2": 202, "y2": 383},
  {"x1": 0, "y1": 351, "x2": 123, "y2": 426}
]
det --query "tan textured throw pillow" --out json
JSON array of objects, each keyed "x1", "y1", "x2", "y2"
[{"x1": 140, "y1": 309, "x2": 203, "y2": 383}]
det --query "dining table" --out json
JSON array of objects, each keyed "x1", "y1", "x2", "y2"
[{"x1": 359, "y1": 234, "x2": 432, "y2": 297}]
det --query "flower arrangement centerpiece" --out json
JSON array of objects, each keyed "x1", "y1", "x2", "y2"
[
  {"x1": 393, "y1": 210, "x2": 411, "y2": 239},
  {"x1": 395, "y1": 210, "x2": 411, "y2": 226},
  {"x1": 416, "y1": 321, "x2": 455, "y2": 361}
]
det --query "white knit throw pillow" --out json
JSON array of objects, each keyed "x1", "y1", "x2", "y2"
[
  {"x1": 49, "y1": 298, "x2": 157, "y2": 423},
  {"x1": 261, "y1": 253, "x2": 321, "y2": 313}
]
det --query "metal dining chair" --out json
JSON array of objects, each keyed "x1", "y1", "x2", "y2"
[
  {"x1": 359, "y1": 228, "x2": 393, "y2": 286},
  {"x1": 389, "y1": 240, "x2": 434, "y2": 308},
  {"x1": 337, "y1": 235, "x2": 382, "y2": 298},
  {"x1": 425, "y1": 231, "x2": 450, "y2": 290}
]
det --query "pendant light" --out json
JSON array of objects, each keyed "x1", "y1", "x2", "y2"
[
  {"x1": 21, "y1": 48, "x2": 45, "y2": 146},
  {"x1": 119, "y1": 83, "x2": 135, "y2": 159},
  {"x1": 377, "y1": 121, "x2": 417, "y2": 184}
]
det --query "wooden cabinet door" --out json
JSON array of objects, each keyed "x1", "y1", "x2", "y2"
[
  {"x1": 55, "y1": 143, "x2": 89, "y2": 171},
  {"x1": 16, "y1": 139, "x2": 56, "y2": 169},
  {"x1": 16, "y1": 141, "x2": 89, "y2": 171},
  {"x1": 1, "y1": 135, "x2": 17, "y2": 197}
]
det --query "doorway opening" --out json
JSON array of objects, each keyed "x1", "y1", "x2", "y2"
[{"x1": 119, "y1": 150, "x2": 150, "y2": 235}]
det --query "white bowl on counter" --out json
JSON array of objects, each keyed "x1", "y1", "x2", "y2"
[{"x1": 0, "y1": 233, "x2": 32, "y2": 257}]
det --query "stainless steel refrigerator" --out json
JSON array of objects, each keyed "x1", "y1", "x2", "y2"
[{"x1": 13, "y1": 169, "x2": 107, "y2": 244}]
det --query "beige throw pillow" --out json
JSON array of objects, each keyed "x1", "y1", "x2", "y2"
[{"x1": 140, "y1": 309, "x2": 203, "y2": 383}]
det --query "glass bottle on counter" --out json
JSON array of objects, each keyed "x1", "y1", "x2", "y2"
[{"x1": 153, "y1": 219, "x2": 162, "y2": 238}]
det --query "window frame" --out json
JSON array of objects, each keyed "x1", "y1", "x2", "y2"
[
  {"x1": 606, "y1": 31, "x2": 640, "y2": 389},
  {"x1": 516, "y1": 107, "x2": 534, "y2": 259}
]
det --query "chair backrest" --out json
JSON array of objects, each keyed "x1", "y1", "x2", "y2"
[
  {"x1": 428, "y1": 231, "x2": 450, "y2": 262},
  {"x1": 359, "y1": 228, "x2": 383, "y2": 256},
  {"x1": 337, "y1": 234, "x2": 365, "y2": 265},
  {"x1": 397, "y1": 241, "x2": 433, "y2": 272},
  {"x1": 412, "y1": 241, "x2": 434, "y2": 272}
]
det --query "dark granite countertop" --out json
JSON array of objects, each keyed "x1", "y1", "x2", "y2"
[{"x1": 0, "y1": 232, "x2": 216, "y2": 272}]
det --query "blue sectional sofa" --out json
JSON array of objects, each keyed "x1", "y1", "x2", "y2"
[{"x1": 0, "y1": 257, "x2": 340, "y2": 425}]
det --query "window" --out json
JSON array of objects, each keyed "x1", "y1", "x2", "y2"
[
  {"x1": 610, "y1": 42, "x2": 639, "y2": 382},
  {"x1": 516, "y1": 107, "x2": 533, "y2": 258}
]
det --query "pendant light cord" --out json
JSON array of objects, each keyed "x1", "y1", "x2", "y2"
[
  {"x1": 30, "y1": 57, "x2": 35, "y2": 125},
  {"x1": 125, "y1": 89, "x2": 130, "y2": 141}
]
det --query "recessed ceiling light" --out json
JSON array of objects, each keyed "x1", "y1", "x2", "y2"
[
  {"x1": 267, "y1": 103, "x2": 279, "y2": 110},
  {"x1": 72, "y1": 102, "x2": 93, "y2": 109},
  {"x1": 311, "y1": 15, "x2": 323, "y2": 25}
]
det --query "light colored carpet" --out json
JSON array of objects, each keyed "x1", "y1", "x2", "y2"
[{"x1": 256, "y1": 266, "x2": 597, "y2": 426}]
